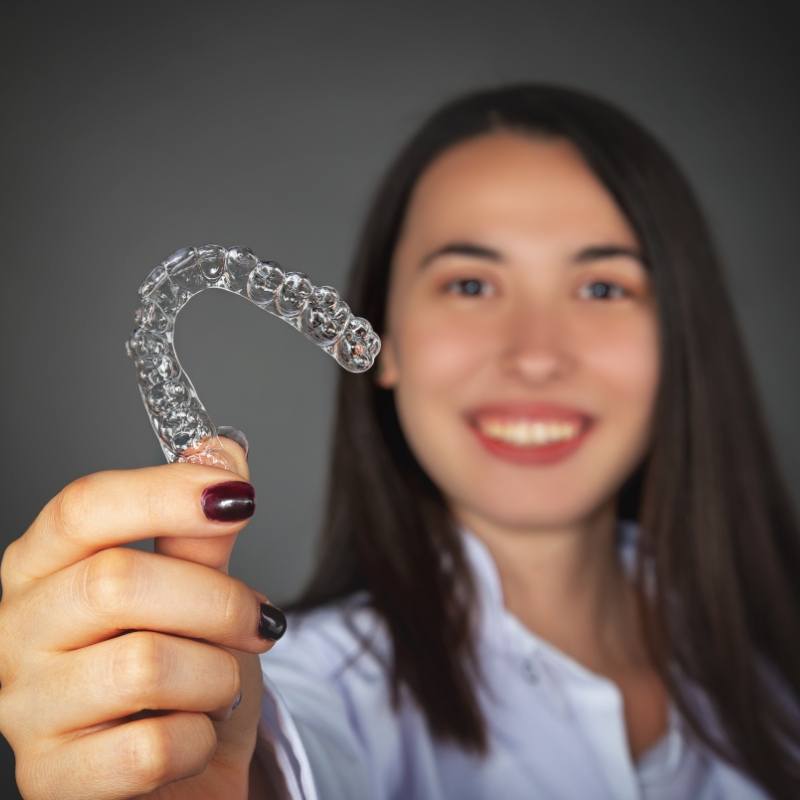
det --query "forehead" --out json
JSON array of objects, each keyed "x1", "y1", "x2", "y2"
[{"x1": 398, "y1": 131, "x2": 638, "y2": 249}]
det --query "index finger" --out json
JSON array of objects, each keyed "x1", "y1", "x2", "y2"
[{"x1": 2, "y1": 461, "x2": 255, "y2": 596}]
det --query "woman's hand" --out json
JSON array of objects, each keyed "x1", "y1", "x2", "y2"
[{"x1": 0, "y1": 437, "x2": 280, "y2": 799}]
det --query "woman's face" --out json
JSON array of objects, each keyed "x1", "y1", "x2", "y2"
[{"x1": 378, "y1": 131, "x2": 660, "y2": 533}]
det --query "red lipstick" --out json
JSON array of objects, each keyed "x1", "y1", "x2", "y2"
[{"x1": 467, "y1": 403, "x2": 594, "y2": 466}]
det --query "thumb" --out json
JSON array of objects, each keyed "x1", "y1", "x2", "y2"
[{"x1": 154, "y1": 429, "x2": 252, "y2": 574}]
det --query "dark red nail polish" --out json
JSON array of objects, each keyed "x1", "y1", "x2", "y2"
[
  {"x1": 258, "y1": 603, "x2": 287, "y2": 641},
  {"x1": 201, "y1": 481, "x2": 255, "y2": 522}
]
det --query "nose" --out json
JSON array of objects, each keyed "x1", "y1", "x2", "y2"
[{"x1": 498, "y1": 297, "x2": 575, "y2": 384}]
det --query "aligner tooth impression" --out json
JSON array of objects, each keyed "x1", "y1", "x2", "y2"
[{"x1": 127, "y1": 245, "x2": 381, "y2": 470}]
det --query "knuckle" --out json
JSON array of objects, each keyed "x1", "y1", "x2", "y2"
[
  {"x1": 0, "y1": 597, "x2": 27, "y2": 688},
  {"x1": 0, "y1": 689, "x2": 19, "y2": 743},
  {"x1": 193, "y1": 713, "x2": 218, "y2": 763},
  {"x1": 142, "y1": 478, "x2": 170, "y2": 535},
  {"x1": 78, "y1": 548, "x2": 142, "y2": 617},
  {"x1": 10, "y1": 741, "x2": 60, "y2": 799},
  {"x1": 0, "y1": 539, "x2": 19, "y2": 592},
  {"x1": 51, "y1": 474, "x2": 100, "y2": 545},
  {"x1": 13, "y1": 755, "x2": 43, "y2": 800},
  {"x1": 216, "y1": 578, "x2": 244, "y2": 631},
  {"x1": 109, "y1": 632, "x2": 167, "y2": 703},
  {"x1": 223, "y1": 650, "x2": 241, "y2": 699},
  {"x1": 219, "y1": 579, "x2": 241, "y2": 630},
  {"x1": 124, "y1": 717, "x2": 174, "y2": 788},
  {"x1": 124, "y1": 714, "x2": 217, "y2": 791}
]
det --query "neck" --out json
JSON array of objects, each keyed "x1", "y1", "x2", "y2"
[{"x1": 457, "y1": 501, "x2": 646, "y2": 673}]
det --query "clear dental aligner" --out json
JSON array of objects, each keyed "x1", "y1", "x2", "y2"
[{"x1": 126, "y1": 245, "x2": 381, "y2": 471}]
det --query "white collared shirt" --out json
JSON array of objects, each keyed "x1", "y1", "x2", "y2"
[{"x1": 258, "y1": 522, "x2": 769, "y2": 799}]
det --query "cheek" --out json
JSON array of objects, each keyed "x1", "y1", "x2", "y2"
[
  {"x1": 582, "y1": 316, "x2": 660, "y2": 411},
  {"x1": 389, "y1": 309, "x2": 491, "y2": 479},
  {"x1": 394, "y1": 309, "x2": 491, "y2": 391}
]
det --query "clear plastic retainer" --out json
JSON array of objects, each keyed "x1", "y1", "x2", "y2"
[{"x1": 125, "y1": 245, "x2": 381, "y2": 471}]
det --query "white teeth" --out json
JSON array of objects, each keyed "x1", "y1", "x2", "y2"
[{"x1": 478, "y1": 419, "x2": 581, "y2": 447}]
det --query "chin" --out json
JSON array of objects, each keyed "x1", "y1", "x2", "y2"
[{"x1": 452, "y1": 492, "x2": 615, "y2": 536}]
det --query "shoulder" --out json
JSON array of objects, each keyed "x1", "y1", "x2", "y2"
[
  {"x1": 263, "y1": 592, "x2": 392, "y2": 685},
  {"x1": 258, "y1": 595, "x2": 406, "y2": 798}
]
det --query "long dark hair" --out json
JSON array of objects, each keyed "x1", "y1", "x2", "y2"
[{"x1": 290, "y1": 84, "x2": 800, "y2": 798}]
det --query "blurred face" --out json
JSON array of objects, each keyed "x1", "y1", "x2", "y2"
[{"x1": 378, "y1": 132, "x2": 660, "y2": 534}]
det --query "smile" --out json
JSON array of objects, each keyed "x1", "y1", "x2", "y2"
[
  {"x1": 477, "y1": 419, "x2": 581, "y2": 447},
  {"x1": 467, "y1": 403, "x2": 594, "y2": 466}
]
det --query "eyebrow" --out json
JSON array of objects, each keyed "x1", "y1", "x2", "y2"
[
  {"x1": 420, "y1": 242, "x2": 502, "y2": 268},
  {"x1": 419, "y1": 241, "x2": 647, "y2": 269},
  {"x1": 571, "y1": 244, "x2": 647, "y2": 268}
]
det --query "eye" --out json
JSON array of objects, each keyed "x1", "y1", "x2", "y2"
[
  {"x1": 578, "y1": 280, "x2": 629, "y2": 300},
  {"x1": 444, "y1": 278, "x2": 494, "y2": 297}
]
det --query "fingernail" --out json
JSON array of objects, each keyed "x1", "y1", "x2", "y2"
[
  {"x1": 201, "y1": 481, "x2": 255, "y2": 522},
  {"x1": 258, "y1": 603, "x2": 287, "y2": 641},
  {"x1": 217, "y1": 426, "x2": 249, "y2": 460}
]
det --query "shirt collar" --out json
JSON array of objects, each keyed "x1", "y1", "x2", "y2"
[
  {"x1": 457, "y1": 521, "x2": 690, "y2": 772},
  {"x1": 458, "y1": 518, "x2": 642, "y2": 658}
]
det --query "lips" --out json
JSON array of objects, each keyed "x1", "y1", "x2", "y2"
[
  {"x1": 469, "y1": 402, "x2": 592, "y2": 425},
  {"x1": 466, "y1": 402, "x2": 595, "y2": 466}
]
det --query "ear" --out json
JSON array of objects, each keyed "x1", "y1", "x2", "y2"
[{"x1": 375, "y1": 334, "x2": 399, "y2": 389}]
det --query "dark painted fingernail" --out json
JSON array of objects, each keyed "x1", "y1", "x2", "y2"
[
  {"x1": 218, "y1": 426, "x2": 249, "y2": 460},
  {"x1": 201, "y1": 481, "x2": 255, "y2": 522},
  {"x1": 259, "y1": 603, "x2": 287, "y2": 641}
]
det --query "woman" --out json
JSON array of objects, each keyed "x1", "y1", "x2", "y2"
[
  {"x1": 0, "y1": 84, "x2": 797, "y2": 799},
  {"x1": 257, "y1": 84, "x2": 800, "y2": 798}
]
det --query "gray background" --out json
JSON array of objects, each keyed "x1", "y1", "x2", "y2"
[{"x1": 1, "y1": 1, "x2": 798, "y2": 795}]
